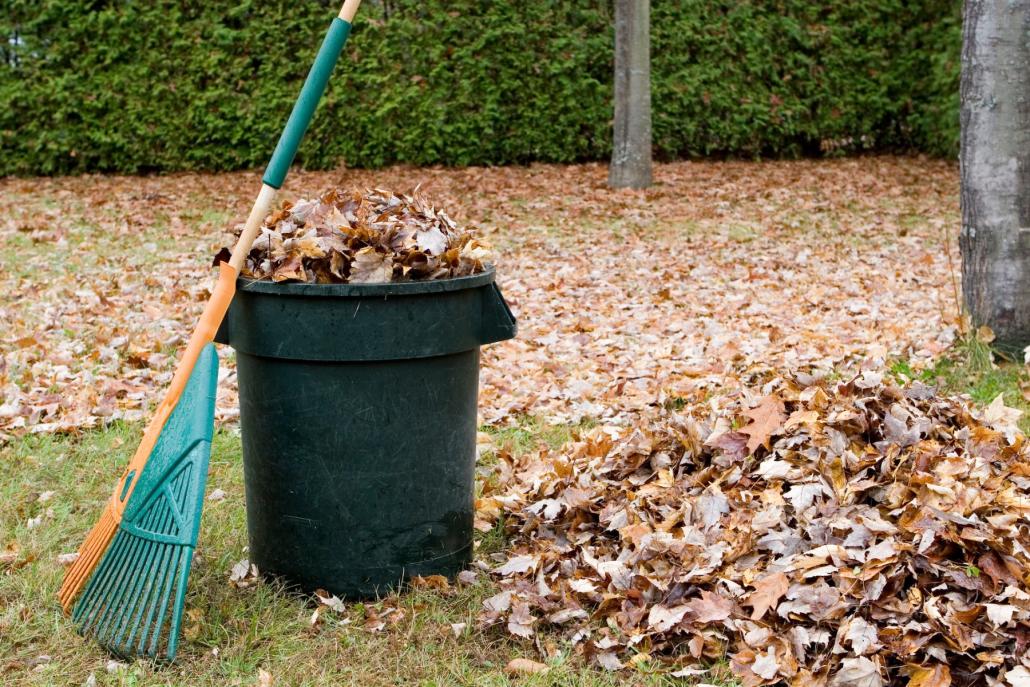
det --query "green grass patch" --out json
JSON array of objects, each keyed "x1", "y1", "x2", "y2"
[
  {"x1": 890, "y1": 334, "x2": 1030, "y2": 433},
  {"x1": 483, "y1": 415, "x2": 597, "y2": 456}
]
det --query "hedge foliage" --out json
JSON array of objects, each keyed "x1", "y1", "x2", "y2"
[{"x1": 0, "y1": 0, "x2": 960, "y2": 176}]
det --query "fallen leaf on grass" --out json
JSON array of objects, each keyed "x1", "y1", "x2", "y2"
[
  {"x1": 495, "y1": 555, "x2": 536, "y2": 575},
  {"x1": 229, "y1": 559, "x2": 260, "y2": 588},
  {"x1": 505, "y1": 658, "x2": 549, "y2": 676},
  {"x1": 507, "y1": 602, "x2": 536, "y2": 638},
  {"x1": 595, "y1": 652, "x2": 623, "y2": 671},
  {"x1": 409, "y1": 574, "x2": 450, "y2": 591},
  {"x1": 314, "y1": 589, "x2": 346, "y2": 613}
]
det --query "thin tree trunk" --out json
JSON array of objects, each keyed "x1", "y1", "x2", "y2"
[
  {"x1": 609, "y1": 0, "x2": 652, "y2": 189},
  {"x1": 959, "y1": 0, "x2": 1030, "y2": 353}
]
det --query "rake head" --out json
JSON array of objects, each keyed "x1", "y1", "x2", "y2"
[{"x1": 72, "y1": 344, "x2": 218, "y2": 661}]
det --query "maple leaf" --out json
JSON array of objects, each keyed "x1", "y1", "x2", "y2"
[
  {"x1": 495, "y1": 554, "x2": 536, "y2": 576},
  {"x1": 482, "y1": 590, "x2": 512, "y2": 614},
  {"x1": 595, "y1": 652, "x2": 623, "y2": 671},
  {"x1": 705, "y1": 430, "x2": 749, "y2": 461},
  {"x1": 739, "y1": 395, "x2": 786, "y2": 454},
  {"x1": 1005, "y1": 666, "x2": 1030, "y2": 687},
  {"x1": 313, "y1": 589, "x2": 346, "y2": 613},
  {"x1": 415, "y1": 226, "x2": 448, "y2": 255},
  {"x1": 685, "y1": 590, "x2": 734, "y2": 624},
  {"x1": 229, "y1": 559, "x2": 260, "y2": 588},
  {"x1": 271, "y1": 254, "x2": 307, "y2": 282},
  {"x1": 983, "y1": 393, "x2": 1023, "y2": 442},
  {"x1": 746, "y1": 572, "x2": 789, "y2": 620},
  {"x1": 647, "y1": 604, "x2": 689, "y2": 633},
  {"x1": 842, "y1": 616, "x2": 880, "y2": 655},
  {"x1": 507, "y1": 602, "x2": 535, "y2": 638},
  {"x1": 751, "y1": 646, "x2": 780, "y2": 681}
]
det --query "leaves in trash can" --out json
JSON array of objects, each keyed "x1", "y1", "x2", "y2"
[{"x1": 216, "y1": 187, "x2": 491, "y2": 284}]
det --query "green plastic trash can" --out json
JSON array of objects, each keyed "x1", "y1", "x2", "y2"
[{"x1": 214, "y1": 268, "x2": 516, "y2": 597}]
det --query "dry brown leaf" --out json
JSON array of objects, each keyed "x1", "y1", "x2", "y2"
[
  {"x1": 686, "y1": 590, "x2": 734, "y2": 624},
  {"x1": 904, "y1": 663, "x2": 952, "y2": 687},
  {"x1": 746, "y1": 572, "x2": 789, "y2": 621},
  {"x1": 504, "y1": 658, "x2": 549, "y2": 676},
  {"x1": 739, "y1": 395, "x2": 786, "y2": 454}
]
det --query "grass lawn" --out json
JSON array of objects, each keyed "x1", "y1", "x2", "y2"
[{"x1": 0, "y1": 418, "x2": 722, "y2": 687}]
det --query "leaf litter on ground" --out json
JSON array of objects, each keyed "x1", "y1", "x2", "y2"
[
  {"x1": 3, "y1": 157, "x2": 1027, "y2": 683},
  {"x1": 477, "y1": 372, "x2": 1030, "y2": 686},
  {"x1": 0, "y1": 158, "x2": 960, "y2": 440}
]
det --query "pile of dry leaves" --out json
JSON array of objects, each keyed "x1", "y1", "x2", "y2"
[
  {"x1": 216, "y1": 187, "x2": 491, "y2": 283},
  {"x1": 477, "y1": 373, "x2": 1030, "y2": 686}
]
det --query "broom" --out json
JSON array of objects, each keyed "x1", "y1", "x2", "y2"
[{"x1": 59, "y1": 0, "x2": 363, "y2": 660}]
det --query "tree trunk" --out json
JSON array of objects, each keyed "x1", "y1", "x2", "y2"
[
  {"x1": 609, "y1": 0, "x2": 652, "y2": 189},
  {"x1": 959, "y1": 0, "x2": 1030, "y2": 353}
]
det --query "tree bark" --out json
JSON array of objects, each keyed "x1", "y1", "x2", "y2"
[
  {"x1": 959, "y1": 0, "x2": 1030, "y2": 353},
  {"x1": 609, "y1": 0, "x2": 652, "y2": 189}
]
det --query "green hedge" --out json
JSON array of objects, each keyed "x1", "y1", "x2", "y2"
[{"x1": 0, "y1": 1, "x2": 960, "y2": 176}]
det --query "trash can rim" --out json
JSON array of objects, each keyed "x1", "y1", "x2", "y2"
[{"x1": 235, "y1": 265, "x2": 496, "y2": 297}]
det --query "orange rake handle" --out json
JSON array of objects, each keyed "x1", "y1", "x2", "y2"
[{"x1": 107, "y1": 262, "x2": 237, "y2": 519}]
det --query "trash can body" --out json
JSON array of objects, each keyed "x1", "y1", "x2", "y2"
[{"x1": 215, "y1": 269, "x2": 515, "y2": 597}]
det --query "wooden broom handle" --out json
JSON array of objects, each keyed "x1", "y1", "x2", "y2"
[
  {"x1": 339, "y1": 0, "x2": 361, "y2": 22},
  {"x1": 228, "y1": 0, "x2": 362, "y2": 272}
]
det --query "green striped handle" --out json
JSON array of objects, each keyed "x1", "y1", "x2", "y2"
[{"x1": 263, "y1": 17, "x2": 352, "y2": 189}]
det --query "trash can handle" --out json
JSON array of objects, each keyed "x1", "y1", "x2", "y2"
[{"x1": 480, "y1": 283, "x2": 518, "y2": 346}]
